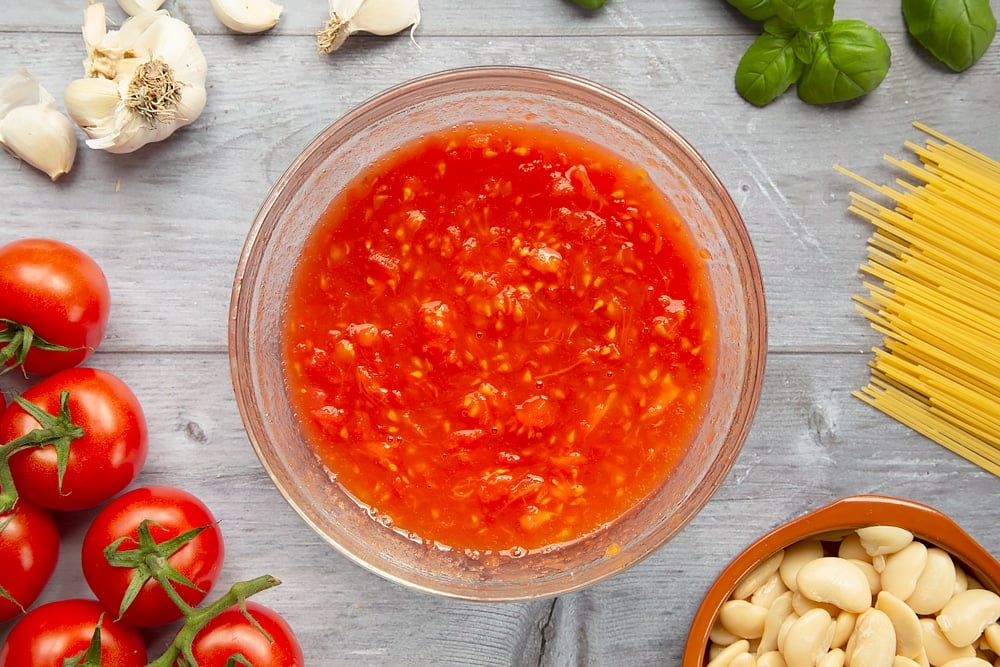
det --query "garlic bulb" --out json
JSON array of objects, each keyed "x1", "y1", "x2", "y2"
[
  {"x1": 0, "y1": 70, "x2": 77, "y2": 181},
  {"x1": 64, "y1": 2, "x2": 208, "y2": 154},
  {"x1": 317, "y1": 0, "x2": 421, "y2": 54},
  {"x1": 117, "y1": 0, "x2": 166, "y2": 16},
  {"x1": 210, "y1": 0, "x2": 284, "y2": 34}
]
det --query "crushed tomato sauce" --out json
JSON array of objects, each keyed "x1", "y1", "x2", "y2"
[{"x1": 282, "y1": 122, "x2": 717, "y2": 554}]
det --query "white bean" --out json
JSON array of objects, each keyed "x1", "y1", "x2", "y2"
[
  {"x1": 983, "y1": 622, "x2": 1000, "y2": 654},
  {"x1": 756, "y1": 651, "x2": 787, "y2": 667},
  {"x1": 759, "y1": 592, "x2": 794, "y2": 655},
  {"x1": 711, "y1": 619, "x2": 741, "y2": 646},
  {"x1": 831, "y1": 611, "x2": 857, "y2": 650},
  {"x1": 779, "y1": 540, "x2": 824, "y2": 593},
  {"x1": 849, "y1": 558, "x2": 882, "y2": 596},
  {"x1": 781, "y1": 608, "x2": 834, "y2": 667},
  {"x1": 937, "y1": 589, "x2": 1000, "y2": 648},
  {"x1": 735, "y1": 550, "x2": 786, "y2": 600},
  {"x1": 839, "y1": 533, "x2": 872, "y2": 562},
  {"x1": 845, "y1": 608, "x2": 896, "y2": 667},
  {"x1": 920, "y1": 617, "x2": 977, "y2": 666},
  {"x1": 752, "y1": 572, "x2": 791, "y2": 609},
  {"x1": 707, "y1": 639, "x2": 750, "y2": 667},
  {"x1": 907, "y1": 548, "x2": 957, "y2": 615},
  {"x1": 881, "y1": 541, "x2": 929, "y2": 601},
  {"x1": 818, "y1": 648, "x2": 845, "y2": 667},
  {"x1": 936, "y1": 658, "x2": 992, "y2": 667},
  {"x1": 892, "y1": 657, "x2": 923, "y2": 667},
  {"x1": 796, "y1": 557, "x2": 873, "y2": 614},
  {"x1": 720, "y1": 599, "x2": 768, "y2": 640},
  {"x1": 857, "y1": 526, "x2": 914, "y2": 558},
  {"x1": 876, "y1": 590, "x2": 923, "y2": 660}
]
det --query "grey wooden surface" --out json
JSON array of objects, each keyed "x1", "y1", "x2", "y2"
[{"x1": 2, "y1": 1, "x2": 999, "y2": 665}]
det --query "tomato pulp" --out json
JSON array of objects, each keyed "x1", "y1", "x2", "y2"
[{"x1": 283, "y1": 122, "x2": 717, "y2": 553}]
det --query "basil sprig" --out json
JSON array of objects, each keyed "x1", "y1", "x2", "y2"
[
  {"x1": 902, "y1": 0, "x2": 997, "y2": 71},
  {"x1": 729, "y1": 0, "x2": 890, "y2": 106}
]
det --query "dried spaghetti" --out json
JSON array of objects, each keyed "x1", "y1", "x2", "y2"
[{"x1": 835, "y1": 122, "x2": 1000, "y2": 476}]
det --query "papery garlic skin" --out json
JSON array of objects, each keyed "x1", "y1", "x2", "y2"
[
  {"x1": 117, "y1": 0, "x2": 166, "y2": 16},
  {"x1": 317, "y1": 0, "x2": 421, "y2": 54},
  {"x1": 0, "y1": 70, "x2": 77, "y2": 181},
  {"x1": 66, "y1": 2, "x2": 208, "y2": 154},
  {"x1": 210, "y1": 0, "x2": 284, "y2": 34}
]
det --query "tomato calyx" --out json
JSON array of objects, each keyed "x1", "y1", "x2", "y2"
[
  {"x1": 104, "y1": 518, "x2": 214, "y2": 619},
  {"x1": 0, "y1": 391, "x2": 85, "y2": 512},
  {"x1": 147, "y1": 574, "x2": 282, "y2": 667},
  {"x1": 0, "y1": 318, "x2": 81, "y2": 376},
  {"x1": 64, "y1": 617, "x2": 107, "y2": 667}
]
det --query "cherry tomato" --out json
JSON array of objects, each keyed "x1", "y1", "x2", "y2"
[
  {"x1": 82, "y1": 485, "x2": 225, "y2": 627},
  {"x1": 0, "y1": 500, "x2": 60, "y2": 623},
  {"x1": 185, "y1": 601, "x2": 304, "y2": 667},
  {"x1": 0, "y1": 367, "x2": 148, "y2": 511},
  {"x1": 0, "y1": 598, "x2": 147, "y2": 667},
  {"x1": 0, "y1": 238, "x2": 111, "y2": 376}
]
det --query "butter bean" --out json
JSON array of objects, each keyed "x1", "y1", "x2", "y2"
[
  {"x1": 756, "y1": 651, "x2": 787, "y2": 667},
  {"x1": 907, "y1": 549, "x2": 958, "y2": 615},
  {"x1": 938, "y1": 589, "x2": 1000, "y2": 648},
  {"x1": 839, "y1": 533, "x2": 873, "y2": 562},
  {"x1": 876, "y1": 590, "x2": 923, "y2": 660},
  {"x1": 937, "y1": 658, "x2": 992, "y2": 667},
  {"x1": 848, "y1": 558, "x2": 882, "y2": 596},
  {"x1": 857, "y1": 525, "x2": 914, "y2": 558},
  {"x1": 759, "y1": 592, "x2": 794, "y2": 655},
  {"x1": 882, "y1": 542, "x2": 929, "y2": 601},
  {"x1": 720, "y1": 599, "x2": 768, "y2": 640},
  {"x1": 797, "y1": 557, "x2": 873, "y2": 614},
  {"x1": 776, "y1": 612, "x2": 800, "y2": 655},
  {"x1": 893, "y1": 657, "x2": 923, "y2": 667},
  {"x1": 955, "y1": 567, "x2": 970, "y2": 596},
  {"x1": 818, "y1": 648, "x2": 845, "y2": 667},
  {"x1": 781, "y1": 608, "x2": 834, "y2": 667},
  {"x1": 711, "y1": 619, "x2": 741, "y2": 646},
  {"x1": 983, "y1": 622, "x2": 1000, "y2": 654},
  {"x1": 831, "y1": 611, "x2": 857, "y2": 649},
  {"x1": 735, "y1": 551, "x2": 785, "y2": 600},
  {"x1": 752, "y1": 572, "x2": 791, "y2": 609},
  {"x1": 920, "y1": 618, "x2": 977, "y2": 666},
  {"x1": 730, "y1": 653, "x2": 756, "y2": 667},
  {"x1": 792, "y1": 591, "x2": 841, "y2": 618},
  {"x1": 779, "y1": 540, "x2": 824, "y2": 593},
  {"x1": 845, "y1": 608, "x2": 896, "y2": 667},
  {"x1": 707, "y1": 639, "x2": 750, "y2": 667}
]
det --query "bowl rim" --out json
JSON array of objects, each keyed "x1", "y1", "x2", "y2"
[
  {"x1": 229, "y1": 64, "x2": 768, "y2": 600},
  {"x1": 682, "y1": 493, "x2": 1000, "y2": 664}
]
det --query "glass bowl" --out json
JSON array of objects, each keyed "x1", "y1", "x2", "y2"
[
  {"x1": 229, "y1": 65, "x2": 767, "y2": 600},
  {"x1": 683, "y1": 494, "x2": 1000, "y2": 665}
]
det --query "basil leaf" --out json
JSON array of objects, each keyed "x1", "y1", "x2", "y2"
[
  {"x1": 735, "y1": 31, "x2": 804, "y2": 106},
  {"x1": 797, "y1": 20, "x2": 891, "y2": 104},
  {"x1": 726, "y1": 0, "x2": 776, "y2": 22},
  {"x1": 902, "y1": 0, "x2": 997, "y2": 71},
  {"x1": 771, "y1": 0, "x2": 835, "y2": 32},
  {"x1": 763, "y1": 17, "x2": 798, "y2": 38}
]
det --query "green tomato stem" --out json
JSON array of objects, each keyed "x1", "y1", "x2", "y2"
[
  {"x1": 146, "y1": 575, "x2": 282, "y2": 667},
  {"x1": 0, "y1": 392, "x2": 85, "y2": 512}
]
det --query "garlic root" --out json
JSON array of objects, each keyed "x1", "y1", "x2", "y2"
[
  {"x1": 210, "y1": 0, "x2": 284, "y2": 34},
  {"x1": 317, "y1": 0, "x2": 421, "y2": 54},
  {"x1": 0, "y1": 70, "x2": 77, "y2": 181},
  {"x1": 65, "y1": 2, "x2": 208, "y2": 154}
]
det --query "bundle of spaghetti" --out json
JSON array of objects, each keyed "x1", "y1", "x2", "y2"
[{"x1": 834, "y1": 122, "x2": 1000, "y2": 476}]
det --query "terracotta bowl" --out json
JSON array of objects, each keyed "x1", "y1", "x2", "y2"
[{"x1": 683, "y1": 494, "x2": 1000, "y2": 664}]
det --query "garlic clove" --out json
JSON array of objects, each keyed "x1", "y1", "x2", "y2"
[
  {"x1": 64, "y1": 77, "x2": 121, "y2": 130},
  {"x1": 0, "y1": 105, "x2": 78, "y2": 181},
  {"x1": 209, "y1": 0, "x2": 284, "y2": 34},
  {"x1": 117, "y1": 0, "x2": 166, "y2": 16},
  {"x1": 318, "y1": 0, "x2": 421, "y2": 53}
]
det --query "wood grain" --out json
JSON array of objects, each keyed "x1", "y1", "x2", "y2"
[{"x1": 2, "y1": 1, "x2": 999, "y2": 664}]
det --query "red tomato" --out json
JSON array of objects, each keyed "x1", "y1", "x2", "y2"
[
  {"x1": 0, "y1": 598, "x2": 147, "y2": 667},
  {"x1": 0, "y1": 500, "x2": 60, "y2": 623},
  {"x1": 82, "y1": 485, "x2": 225, "y2": 627},
  {"x1": 0, "y1": 367, "x2": 148, "y2": 511},
  {"x1": 185, "y1": 601, "x2": 304, "y2": 667},
  {"x1": 0, "y1": 238, "x2": 111, "y2": 376}
]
